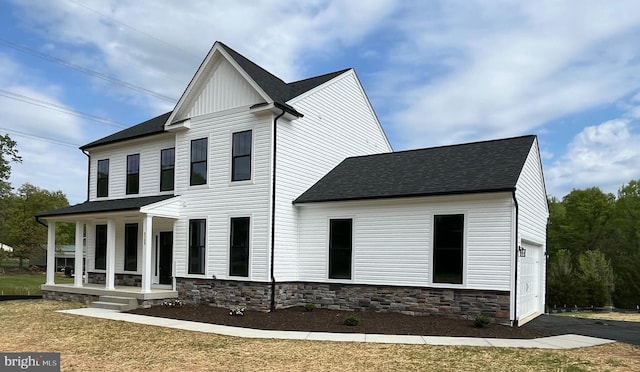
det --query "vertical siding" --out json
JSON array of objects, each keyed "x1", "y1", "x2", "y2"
[
  {"x1": 274, "y1": 71, "x2": 392, "y2": 281},
  {"x1": 297, "y1": 193, "x2": 514, "y2": 290},
  {"x1": 86, "y1": 134, "x2": 175, "y2": 201},
  {"x1": 172, "y1": 109, "x2": 272, "y2": 282},
  {"x1": 515, "y1": 139, "x2": 549, "y2": 244},
  {"x1": 187, "y1": 58, "x2": 264, "y2": 118}
]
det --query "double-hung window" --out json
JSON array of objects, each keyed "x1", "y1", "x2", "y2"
[
  {"x1": 229, "y1": 217, "x2": 250, "y2": 277},
  {"x1": 95, "y1": 224, "x2": 107, "y2": 270},
  {"x1": 160, "y1": 148, "x2": 175, "y2": 191},
  {"x1": 188, "y1": 219, "x2": 206, "y2": 274},
  {"x1": 433, "y1": 214, "x2": 464, "y2": 284},
  {"x1": 232, "y1": 130, "x2": 252, "y2": 181},
  {"x1": 126, "y1": 154, "x2": 140, "y2": 194},
  {"x1": 124, "y1": 223, "x2": 138, "y2": 271},
  {"x1": 329, "y1": 219, "x2": 352, "y2": 279},
  {"x1": 97, "y1": 159, "x2": 109, "y2": 197},
  {"x1": 190, "y1": 138, "x2": 207, "y2": 186}
]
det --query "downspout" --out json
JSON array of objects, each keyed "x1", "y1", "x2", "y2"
[
  {"x1": 82, "y1": 149, "x2": 90, "y2": 202},
  {"x1": 512, "y1": 189, "x2": 519, "y2": 327},
  {"x1": 270, "y1": 108, "x2": 286, "y2": 312}
]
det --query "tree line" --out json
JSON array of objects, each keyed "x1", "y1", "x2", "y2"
[
  {"x1": 547, "y1": 183, "x2": 640, "y2": 309},
  {"x1": 0, "y1": 134, "x2": 73, "y2": 269}
]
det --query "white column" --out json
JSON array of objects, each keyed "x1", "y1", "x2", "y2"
[
  {"x1": 105, "y1": 219, "x2": 116, "y2": 290},
  {"x1": 141, "y1": 215, "x2": 153, "y2": 293},
  {"x1": 45, "y1": 221, "x2": 56, "y2": 285},
  {"x1": 73, "y1": 221, "x2": 84, "y2": 287}
]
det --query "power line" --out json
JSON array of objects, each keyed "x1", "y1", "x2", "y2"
[
  {"x1": 0, "y1": 128, "x2": 80, "y2": 148},
  {"x1": 0, "y1": 37, "x2": 178, "y2": 102},
  {"x1": 0, "y1": 89, "x2": 127, "y2": 128}
]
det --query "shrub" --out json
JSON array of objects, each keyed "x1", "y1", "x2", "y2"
[
  {"x1": 344, "y1": 315, "x2": 360, "y2": 326},
  {"x1": 304, "y1": 303, "x2": 316, "y2": 312},
  {"x1": 162, "y1": 299, "x2": 184, "y2": 308},
  {"x1": 474, "y1": 314, "x2": 491, "y2": 328},
  {"x1": 229, "y1": 306, "x2": 246, "y2": 316}
]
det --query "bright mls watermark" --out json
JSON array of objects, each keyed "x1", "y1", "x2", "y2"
[{"x1": 0, "y1": 353, "x2": 59, "y2": 371}]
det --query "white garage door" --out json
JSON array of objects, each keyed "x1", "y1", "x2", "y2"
[{"x1": 517, "y1": 242, "x2": 544, "y2": 324}]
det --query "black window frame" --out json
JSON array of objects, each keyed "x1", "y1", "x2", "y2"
[
  {"x1": 160, "y1": 148, "x2": 175, "y2": 192},
  {"x1": 232, "y1": 130, "x2": 252, "y2": 182},
  {"x1": 188, "y1": 219, "x2": 206, "y2": 275},
  {"x1": 95, "y1": 224, "x2": 107, "y2": 270},
  {"x1": 126, "y1": 154, "x2": 140, "y2": 195},
  {"x1": 190, "y1": 138, "x2": 208, "y2": 186},
  {"x1": 97, "y1": 159, "x2": 109, "y2": 198},
  {"x1": 229, "y1": 217, "x2": 250, "y2": 277},
  {"x1": 329, "y1": 218, "x2": 352, "y2": 280},
  {"x1": 124, "y1": 223, "x2": 138, "y2": 271},
  {"x1": 433, "y1": 214, "x2": 465, "y2": 285}
]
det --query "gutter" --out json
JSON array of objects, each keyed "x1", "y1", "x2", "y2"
[
  {"x1": 512, "y1": 189, "x2": 519, "y2": 327},
  {"x1": 269, "y1": 108, "x2": 287, "y2": 312},
  {"x1": 35, "y1": 215, "x2": 48, "y2": 228}
]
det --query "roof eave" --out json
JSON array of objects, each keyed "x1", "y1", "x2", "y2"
[{"x1": 294, "y1": 188, "x2": 516, "y2": 205}]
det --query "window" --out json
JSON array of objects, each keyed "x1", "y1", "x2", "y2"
[
  {"x1": 160, "y1": 148, "x2": 175, "y2": 191},
  {"x1": 188, "y1": 219, "x2": 206, "y2": 274},
  {"x1": 232, "y1": 130, "x2": 252, "y2": 181},
  {"x1": 95, "y1": 224, "x2": 107, "y2": 270},
  {"x1": 433, "y1": 214, "x2": 464, "y2": 284},
  {"x1": 229, "y1": 217, "x2": 250, "y2": 277},
  {"x1": 329, "y1": 219, "x2": 352, "y2": 279},
  {"x1": 190, "y1": 138, "x2": 207, "y2": 185},
  {"x1": 97, "y1": 159, "x2": 109, "y2": 197},
  {"x1": 124, "y1": 223, "x2": 138, "y2": 271},
  {"x1": 126, "y1": 154, "x2": 140, "y2": 194}
]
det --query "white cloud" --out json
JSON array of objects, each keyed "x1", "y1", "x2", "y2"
[{"x1": 546, "y1": 119, "x2": 640, "y2": 197}]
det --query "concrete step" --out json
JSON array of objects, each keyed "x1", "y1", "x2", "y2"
[
  {"x1": 89, "y1": 295, "x2": 139, "y2": 311},
  {"x1": 99, "y1": 296, "x2": 138, "y2": 308},
  {"x1": 90, "y1": 301, "x2": 130, "y2": 311}
]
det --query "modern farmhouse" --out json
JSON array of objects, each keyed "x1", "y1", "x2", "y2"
[{"x1": 38, "y1": 41, "x2": 548, "y2": 326}]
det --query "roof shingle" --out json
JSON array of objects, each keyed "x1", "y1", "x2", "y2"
[{"x1": 37, "y1": 195, "x2": 176, "y2": 218}]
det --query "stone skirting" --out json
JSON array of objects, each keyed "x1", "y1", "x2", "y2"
[
  {"x1": 42, "y1": 290, "x2": 99, "y2": 305},
  {"x1": 88, "y1": 272, "x2": 142, "y2": 287},
  {"x1": 175, "y1": 278, "x2": 510, "y2": 321}
]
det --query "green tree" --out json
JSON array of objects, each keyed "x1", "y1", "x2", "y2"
[
  {"x1": 560, "y1": 188, "x2": 616, "y2": 254},
  {"x1": 0, "y1": 134, "x2": 21, "y2": 198},
  {"x1": 546, "y1": 249, "x2": 584, "y2": 307},
  {"x1": 5, "y1": 183, "x2": 73, "y2": 269},
  {"x1": 577, "y1": 250, "x2": 615, "y2": 307}
]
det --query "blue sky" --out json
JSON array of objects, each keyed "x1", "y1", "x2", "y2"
[{"x1": 1, "y1": 0, "x2": 640, "y2": 204}]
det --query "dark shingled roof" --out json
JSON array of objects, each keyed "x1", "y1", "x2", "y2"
[
  {"x1": 81, "y1": 112, "x2": 172, "y2": 150},
  {"x1": 294, "y1": 135, "x2": 536, "y2": 204},
  {"x1": 81, "y1": 42, "x2": 348, "y2": 150},
  {"x1": 37, "y1": 195, "x2": 176, "y2": 218}
]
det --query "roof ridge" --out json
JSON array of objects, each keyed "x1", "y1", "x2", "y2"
[{"x1": 287, "y1": 68, "x2": 351, "y2": 86}]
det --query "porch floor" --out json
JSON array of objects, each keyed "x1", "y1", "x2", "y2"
[{"x1": 41, "y1": 283, "x2": 178, "y2": 300}]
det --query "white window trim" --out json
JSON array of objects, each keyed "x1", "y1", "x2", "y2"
[
  {"x1": 227, "y1": 214, "x2": 252, "y2": 279},
  {"x1": 186, "y1": 217, "x2": 208, "y2": 277},
  {"x1": 429, "y1": 211, "x2": 468, "y2": 289},
  {"x1": 228, "y1": 128, "x2": 255, "y2": 185},
  {"x1": 325, "y1": 216, "x2": 356, "y2": 283}
]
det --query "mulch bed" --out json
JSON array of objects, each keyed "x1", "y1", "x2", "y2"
[{"x1": 129, "y1": 305, "x2": 549, "y2": 339}]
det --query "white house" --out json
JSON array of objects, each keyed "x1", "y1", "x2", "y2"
[{"x1": 38, "y1": 41, "x2": 548, "y2": 325}]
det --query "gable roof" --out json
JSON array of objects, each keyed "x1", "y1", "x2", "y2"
[
  {"x1": 294, "y1": 135, "x2": 537, "y2": 204},
  {"x1": 37, "y1": 195, "x2": 176, "y2": 218},
  {"x1": 81, "y1": 112, "x2": 172, "y2": 150}
]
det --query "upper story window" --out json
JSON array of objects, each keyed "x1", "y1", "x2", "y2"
[
  {"x1": 160, "y1": 148, "x2": 175, "y2": 192},
  {"x1": 433, "y1": 214, "x2": 464, "y2": 285},
  {"x1": 126, "y1": 154, "x2": 140, "y2": 195},
  {"x1": 97, "y1": 159, "x2": 109, "y2": 197},
  {"x1": 232, "y1": 130, "x2": 252, "y2": 181},
  {"x1": 190, "y1": 138, "x2": 207, "y2": 186},
  {"x1": 329, "y1": 218, "x2": 352, "y2": 280}
]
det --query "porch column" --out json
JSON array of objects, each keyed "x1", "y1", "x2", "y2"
[
  {"x1": 45, "y1": 221, "x2": 56, "y2": 285},
  {"x1": 141, "y1": 215, "x2": 153, "y2": 293},
  {"x1": 105, "y1": 219, "x2": 116, "y2": 290},
  {"x1": 73, "y1": 221, "x2": 84, "y2": 287}
]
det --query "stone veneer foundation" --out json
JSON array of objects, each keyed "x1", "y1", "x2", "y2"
[
  {"x1": 88, "y1": 272, "x2": 142, "y2": 287},
  {"x1": 175, "y1": 278, "x2": 511, "y2": 322}
]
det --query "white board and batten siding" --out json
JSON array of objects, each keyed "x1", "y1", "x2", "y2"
[
  {"x1": 171, "y1": 108, "x2": 273, "y2": 282},
  {"x1": 86, "y1": 134, "x2": 175, "y2": 201},
  {"x1": 514, "y1": 139, "x2": 549, "y2": 323},
  {"x1": 297, "y1": 193, "x2": 515, "y2": 290},
  {"x1": 274, "y1": 70, "x2": 392, "y2": 281}
]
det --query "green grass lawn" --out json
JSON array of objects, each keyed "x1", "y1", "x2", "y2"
[{"x1": 0, "y1": 272, "x2": 74, "y2": 295}]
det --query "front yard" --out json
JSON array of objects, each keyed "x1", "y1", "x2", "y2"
[
  {"x1": 0, "y1": 272, "x2": 73, "y2": 294},
  {"x1": 0, "y1": 300, "x2": 639, "y2": 371}
]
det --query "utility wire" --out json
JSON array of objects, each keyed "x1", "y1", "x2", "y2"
[
  {"x1": 0, "y1": 127, "x2": 80, "y2": 148},
  {"x1": 0, "y1": 89, "x2": 127, "y2": 128},
  {"x1": 0, "y1": 37, "x2": 178, "y2": 102}
]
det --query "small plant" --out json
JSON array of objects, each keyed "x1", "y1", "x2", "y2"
[
  {"x1": 162, "y1": 299, "x2": 184, "y2": 308},
  {"x1": 344, "y1": 315, "x2": 360, "y2": 326},
  {"x1": 304, "y1": 303, "x2": 316, "y2": 312},
  {"x1": 229, "y1": 306, "x2": 246, "y2": 316},
  {"x1": 474, "y1": 314, "x2": 491, "y2": 328}
]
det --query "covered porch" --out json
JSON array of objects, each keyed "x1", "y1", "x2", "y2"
[{"x1": 37, "y1": 195, "x2": 180, "y2": 306}]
